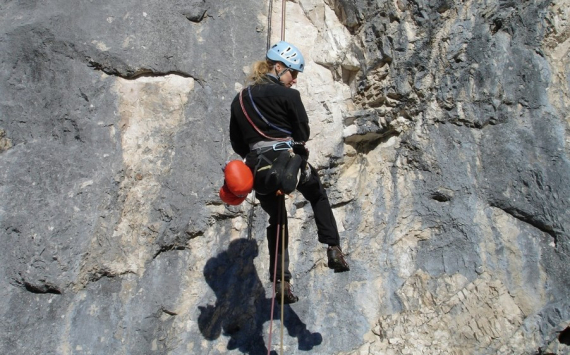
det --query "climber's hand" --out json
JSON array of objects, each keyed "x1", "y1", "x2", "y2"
[{"x1": 292, "y1": 141, "x2": 309, "y2": 159}]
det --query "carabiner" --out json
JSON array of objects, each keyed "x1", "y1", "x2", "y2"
[{"x1": 272, "y1": 141, "x2": 293, "y2": 151}]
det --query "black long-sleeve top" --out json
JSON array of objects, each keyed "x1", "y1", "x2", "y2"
[{"x1": 229, "y1": 75, "x2": 310, "y2": 158}]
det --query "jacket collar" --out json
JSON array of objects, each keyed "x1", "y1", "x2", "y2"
[{"x1": 265, "y1": 74, "x2": 284, "y2": 86}]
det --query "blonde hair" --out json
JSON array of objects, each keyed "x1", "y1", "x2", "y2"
[{"x1": 246, "y1": 60, "x2": 276, "y2": 85}]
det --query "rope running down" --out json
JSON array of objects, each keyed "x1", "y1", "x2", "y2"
[{"x1": 265, "y1": 1, "x2": 288, "y2": 353}]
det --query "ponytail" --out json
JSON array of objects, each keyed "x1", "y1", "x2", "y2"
[{"x1": 246, "y1": 60, "x2": 275, "y2": 85}]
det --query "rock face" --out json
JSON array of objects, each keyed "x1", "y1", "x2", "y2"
[{"x1": 0, "y1": 0, "x2": 569, "y2": 354}]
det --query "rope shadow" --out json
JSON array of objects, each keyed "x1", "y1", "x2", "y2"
[{"x1": 198, "y1": 238, "x2": 322, "y2": 355}]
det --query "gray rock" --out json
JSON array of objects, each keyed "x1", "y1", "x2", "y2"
[{"x1": 1, "y1": 0, "x2": 569, "y2": 354}]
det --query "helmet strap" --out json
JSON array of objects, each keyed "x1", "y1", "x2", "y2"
[{"x1": 275, "y1": 67, "x2": 290, "y2": 81}]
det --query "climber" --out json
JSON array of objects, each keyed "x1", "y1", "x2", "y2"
[{"x1": 229, "y1": 41, "x2": 350, "y2": 304}]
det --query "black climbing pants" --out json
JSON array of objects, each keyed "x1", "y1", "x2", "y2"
[{"x1": 256, "y1": 164, "x2": 340, "y2": 282}]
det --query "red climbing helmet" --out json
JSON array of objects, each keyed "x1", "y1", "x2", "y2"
[{"x1": 219, "y1": 160, "x2": 253, "y2": 205}]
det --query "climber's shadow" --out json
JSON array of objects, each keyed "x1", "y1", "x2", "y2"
[{"x1": 198, "y1": 238, "x2": 322, "y2": 355}]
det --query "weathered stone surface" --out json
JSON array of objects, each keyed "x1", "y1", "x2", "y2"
[{"x1": 1, "y1": 0, "x2": 569, "y2": 354}]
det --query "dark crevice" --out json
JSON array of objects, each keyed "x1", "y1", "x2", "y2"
[
  {"x1": 186, "y1": 230, "x2": 204, "y2": 239},
  {"x1": 162, "y1": 307, "x2": 178, "y2": 316},
  {"x1": 87, "y1": 269, "x2": 136, "y2": 284},
  {"x1": 153, "y1": 245, "x2": 186, "y2": 260},
  {"x1": 331, "y1": 199, "x2": 354, "y2": 209},
  {"x1": 431, "y1": 191, "x2": 451, "y2": 202},
  {"x1": 87, "y1": 59, "x2": 204, "y2": 84},
  {"x1": 23, "y1": 282, "x2": 62, "y2": 295},
  {"x1": 344, "y1": 131, "x2": 398, "y2": 154},
  {"x1": 430, "y1": 188, "x2": 454, "y2": 202},
  {"x1": 535, "y1": 349, "x2": 556, "y2": 355},
  {"x1": 293, "y1": 200, "x2": 309, "y2": 209},
  {"x1": 88, "y1": 269, "x2": 117, "y2": 283},
  {"x1": 489, "y1": 203, "x2": 558, "y2": 243},
  {"x1": 183, "y1": 10, "x2": 208, "y2": 23},
  {"x1": 491, "y1": 18, "x2": 503, "y2": 34},
  {"x1": 13, "y1": 277, "x2": 63, "y2": 295},
  {"x1": 209, "y1": 208, "x2": 244, "y2": 222},
  {"x1": 79, "y1": 89, "x2": 89, "y2": 102},
  {"x1": 304, "y1": 258, "x2": 325, "y2": 275}
]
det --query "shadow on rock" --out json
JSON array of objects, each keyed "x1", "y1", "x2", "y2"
[{"x1": 198, "y1": 238, "x2": 322, "y2": 354}]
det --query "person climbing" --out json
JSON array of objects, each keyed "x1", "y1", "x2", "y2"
[{"x1": 229, "y1": 41, "x2": 350, "y2": 304}]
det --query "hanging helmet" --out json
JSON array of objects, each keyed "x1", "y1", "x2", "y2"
[
  {"x1": 223, "y1": 160, "x2": 254, "y2": 197},
  {"x1": 266, "y1": 41, "x2": 305, "y2": 72},
  {"x1": 219, "y1": 184, "x2": 247, "y2": 205}
]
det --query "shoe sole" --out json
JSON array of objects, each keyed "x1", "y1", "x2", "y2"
[{"x1": 328, "y1": 259, "x2": 350, "y2": 273}]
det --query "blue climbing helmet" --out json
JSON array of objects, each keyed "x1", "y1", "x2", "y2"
[{"x1": 266, "y1": 41, "x2": 305, "y2": 72}]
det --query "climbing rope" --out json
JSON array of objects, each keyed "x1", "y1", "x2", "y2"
[
  {"x1": 246, "y1": 192, "x2": 256, "y2": 240},
  {"x1": 280, "y1": 0, "x2": 286, "y2": 41},
  {"x1": 266, "y1": 1, "x2": 288, "y2": 353},
  {"x1": 267, "y1": 0, "x2": 273, "y2": 50},
  {"x1": 280, "y1": 195, "x2": 285, "y2": 353},
  {"x1": 267, "y1": 194, "x2": 286, "y2": 355},
  {"x1": 267, "y1": 0, "x2": 287, "y2": 48}
]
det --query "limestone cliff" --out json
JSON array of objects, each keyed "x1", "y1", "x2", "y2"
[{"x1": 0, "y1": 0, "x2": 569, "y2": 354}]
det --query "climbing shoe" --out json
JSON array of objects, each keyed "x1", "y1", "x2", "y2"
[
  {"x1": 327, "y1": 245, "x2": 350, "y2": 273},
  {"x1": 275, "y1": 281, "x2": 299, "y2": 304}
]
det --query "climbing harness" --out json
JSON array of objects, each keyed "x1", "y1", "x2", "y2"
[
  {"x1": 267, "y1": 194, "x2": 287, "y2": 355},
  {"x1": 239, "y1": 88, "x2": 303, "y2": 196}
]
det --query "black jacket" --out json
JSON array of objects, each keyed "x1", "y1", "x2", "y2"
[{"x1": 229, "y1": 75, "x2": 310, "y2": 158}]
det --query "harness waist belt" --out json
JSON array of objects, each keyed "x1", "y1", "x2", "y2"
[{"x1": 250, "y1": 139, "x2": 292, "y2": 151}]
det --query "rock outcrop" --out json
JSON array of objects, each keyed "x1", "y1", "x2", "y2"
[{"x1": 0, "y1": 0, "x2": 569, "y2": 354}]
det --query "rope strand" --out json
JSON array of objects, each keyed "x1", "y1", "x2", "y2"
[
  {"x1": 280, "y1": 196, "x2": 285, "y2": 354},
  {"x1": 281, "y1": 0, "x2": 286, "y2": 41},
  {"x1": 267, "y1": 0, "x2": 273, "y2": 50},
  {"x1": 267, "y1": 195, "x2": 283, "y2": 355},
  {"x1": 266, "y1": 1, "x2": 288, "y2": 353},
  {"x1": 267, "y1": 0, "x2": 287, "y2": 45},
  {"x1": 266, "y1": 195, "x2": 288, "y2": 355}
]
